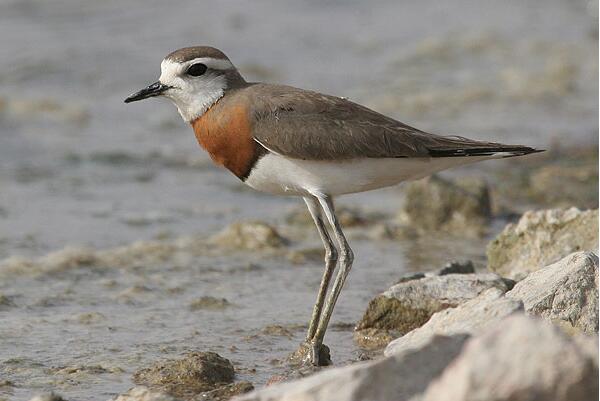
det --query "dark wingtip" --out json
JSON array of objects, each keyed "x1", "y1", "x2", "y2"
[{"x1": 429, "y1": 146, "x2": 545, "y2": 158}]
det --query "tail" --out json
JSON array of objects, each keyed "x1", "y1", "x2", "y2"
[{"x1": 426, "y1": 136, "x2": 544, "y2": 158}]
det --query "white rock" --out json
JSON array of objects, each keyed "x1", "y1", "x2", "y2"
[
  {"x1": 235, "y1": 334, "x2": 469, "y2": 401},
  {"x1": 356, "y1": 273, "x2": 512, "y2": 334},
  {"x1": 487, "y1": 208, "x2": 599, "y2": 279},
  {"x1": 384, "y1": 288, "x2": 522, "y2": 356},
  {"x1": 421, "y1": 314, "x2": 599, "y2": 401},
  {"x1": 108, "y1": 386, "x2": 180, "y2": 401},
  {"x1": 507, "y1": 251, "x2": 598, "y2": 333}
]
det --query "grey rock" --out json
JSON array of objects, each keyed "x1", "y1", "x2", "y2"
[
  {"x1": 487, "y1": 208, "x2": 599, "y2": 279},
  {"x1": 356, "y1": 273, "x2": 511, "y2": 335},
  {"x1": 235, "y1": 334, "x2": 469, "y2": 401},
  {"x1": 434, "y1": 260, "x2": 475, "y2": 276},
  {"x1": 385, "y1": 288, "x2": 522, "y2": 356},
  {"x1": 398, "y1": 175, "x2": 492, "y2": 237},
  {"x1": 421, "y1": 314, "x2": 599, "y2": 401},
  {"x1": 507, "y1": 251, "x2": 599, "y2": 333},
  {"x1": 29, "y1": 393, "x2": 67, "y2": 401},
  {"x1": 133, "y1": 352, "x2": 234, "y2": 399},
  {"x1": 393, "y1": 261, "x2": 475, "y2": 285},
  {"x1": 209, "y1": 221, "x2": 287, "y2": 250}
]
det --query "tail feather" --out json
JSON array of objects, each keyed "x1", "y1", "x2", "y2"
[
  {"x1": 426, "y1": 136, "x2": 544, "y2": 158},
  {"x1": 429, "y1": 146, "x2": 543, "y2": 158}
]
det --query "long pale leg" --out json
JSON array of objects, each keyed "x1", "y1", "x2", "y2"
[
  {"x1": 311, "y1": 194, "x2": 354, "y2": 357},
  {"x1": 303, "y1": 196, "x2": 338, "y2": 344}
]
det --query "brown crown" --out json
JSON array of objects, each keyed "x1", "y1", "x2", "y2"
[{"x1": 165, "y1": 46, "x2": 230, "y2": 63}]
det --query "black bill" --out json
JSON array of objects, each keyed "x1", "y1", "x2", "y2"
[{"x1": 124, "y1": 81, "x2": 171, "y2": 103}]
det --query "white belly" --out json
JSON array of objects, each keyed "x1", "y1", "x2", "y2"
[{"x1": 244, "y1": 153, "x2": 492, "y2": 196}]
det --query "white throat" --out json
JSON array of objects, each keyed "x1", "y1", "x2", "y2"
[
  {"x1": 169, "y1": 78, "x2": 225, "y2": 122},
  {"x1": 159, "y1": 58, "x2": 231, "y2": 122}
]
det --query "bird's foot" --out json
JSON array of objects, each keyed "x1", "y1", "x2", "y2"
[{"x1": 288, "y1": 341, "x2": 331, "y2": 367}]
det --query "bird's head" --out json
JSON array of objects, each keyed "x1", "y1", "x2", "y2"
[{"x1": 124, "y1": 46, "x2": 245, "y2": 122}]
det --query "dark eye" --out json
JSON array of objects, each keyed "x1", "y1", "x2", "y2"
[{"x1": 186, "y1": 63, "x2": 207, "y2": 77}]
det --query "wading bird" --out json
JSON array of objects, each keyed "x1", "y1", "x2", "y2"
[{"x1": 125, "y1": 46, "x2": 540, "y2": 366}]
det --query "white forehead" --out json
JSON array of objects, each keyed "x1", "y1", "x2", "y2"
[{"x1": 159, "y1": 57, "x2": 234, "y2": 80}]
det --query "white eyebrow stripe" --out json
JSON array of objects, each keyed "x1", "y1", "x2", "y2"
[{"x1": 186, "y1": 57, "x2": 234, "y2": 70}]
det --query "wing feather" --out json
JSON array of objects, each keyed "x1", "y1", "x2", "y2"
[{"x1": 244, "y1": 84, "x2": 539, "y2": 160}]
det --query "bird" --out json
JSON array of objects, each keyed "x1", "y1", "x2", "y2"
[{"x1": 124, "y1": 46, "x2": 541, "y2": 366}]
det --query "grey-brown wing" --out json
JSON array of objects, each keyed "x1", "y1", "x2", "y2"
[{"x1": 248, "y1": 84, "x2": 537, "y2": 160}]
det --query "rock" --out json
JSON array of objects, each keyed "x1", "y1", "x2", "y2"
[
  {"x1": 394, "y1": 272, "x2": 426, "y2": 284},
  {"x1": 507, "y1": 251, "x2": 599, "y2": 333},
  {"x1": 261, "y1": 325, "x2": 293, "y2": 337},
  {"x1": 393, "y1": 260, "x2": 475, "y2": 285},
  {"x1": 384, "y1": 288, "x2": 522, "y2": 356},
  {"x1": 76, "y1": 311, "x2": 106, "y2": 324},
  {"x1": 286, "y1": 247, "x2": 324, "y2": 265},
  {"x1": 434, "y1": 260, "x2": 475, "y2": 275},
  {"x1": 189, "y1": 296, "x2": 231, "y2": 311},
  {"x1": 487, "y1": 208, "x2": 599, "y2": 279},
  {"x1": 0, "y1": 380, "x2": 13, "y2": 387},
  {"x1": 398, "y1": 175, "x2": 491, "y2": 236},
  {"x1": 112, "y1": 383, "x2": 254, "y2": 401},
  {"x1": 50, "y1": 364, "x2": 121, "y2": 375},
  {"x1": 287, "y1": 343, "x2": 331, "y2": 367},
  {"x1": 353, "y1": 328, "x2": 394, "y2": 350},
  {"x1": 356, "y1": 273, "x2": 511, "y2": 334},
  {"x1": 421, "y1": 314, "x2": 599, "y2": 401},
  {"x1": 133, "y1": 352, "x2": 235, "y2": 398},
  {"x1": 209, "y1": 222, "x2": 286, "y2": 250},
  {"x1": 196, "y1": 381, "x2": 254, "y2": 401},
  {"x1": 529, "y1": 163, "x2": 598, "y2": 209},
  {"x1": 1, "y1": 96, "x2": 90, "y2": 125},
  {"x1": 28, "y1": 393, "x2": 67, "y2": 401},
  {"x1": 110, "y1": 387, "x2": 180, "y2": 401},
  {"x1": 285, "y1": 205, "x2": 380, "y2": 228},
  {"x1": 236, "y1": 334, "x2": 469, "y2": 401},
  {"x1": 0, "y1": 293, "x2": 15, "y2": 309}
]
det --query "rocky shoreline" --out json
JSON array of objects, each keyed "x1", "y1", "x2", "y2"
[
  {"x1": 39, "y1": 204, "x2": 593, "y2": 401},
  {"x1": 8, "y1": 149, "x2": 599, "y2": 401}
]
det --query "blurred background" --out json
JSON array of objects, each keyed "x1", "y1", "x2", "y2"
[{"x1": 0, "y1": 1, "x2": 598, "y2": 400}]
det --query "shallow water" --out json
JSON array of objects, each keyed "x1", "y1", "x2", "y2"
[{"x1": 0, "y1": 0, "x2": 597, "y2": 400}]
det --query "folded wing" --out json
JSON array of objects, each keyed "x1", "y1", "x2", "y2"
[{"x1": 248, "y1": 84, "x2": 540, "y2": 160}]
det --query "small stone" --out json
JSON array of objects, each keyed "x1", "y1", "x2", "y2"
[
  {"x1": 394, "y1": 272, "x2": 426, "y2": 284},
  {"x1": 353, "y1": 328, "x2": 394, "y2": 350},
  {"x1": 287, "y1": 343, "x2": 331, "y2": 367},
  {"x1": 133, "y1": 352, "x2": 235, "y2": 398},
  {"x1": 209, "y1": 222, "x2": 287, "y2": 250},
  {"x1": 76, "y1": 311, "x2": 106, "y2": 324},
  {"x1": 195, "y1": 381, "x2": 253, "y2": 400},
  {"x1": 435, "y1": 260, "x2": 475, "y2": 275},
  {"x1": 261, "y1": 325, "x2": 293, "y2": 337},
  {"x1": 28, "y1": 393, "x2": 67, "y2": 401},
  {"x1": 189, "y1": 297, "x2": 231, "y2": 311},
  {"x1": 0, "y1": 293, "x2": 15, "y2": 309},
  {"x1": 110, "y1": 386, "x2": 179, "y2": 401},
  {"x1": 286, "y1": 248, "x2": 324, "y2": 265}
]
